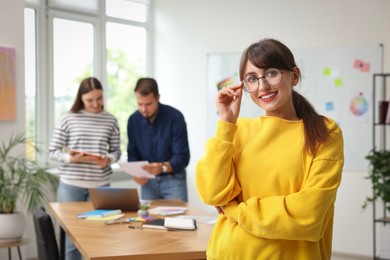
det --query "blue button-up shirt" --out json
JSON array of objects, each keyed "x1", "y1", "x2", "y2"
[{"x1": 127, "y1": 103, "x2": 190, "y2": 174}]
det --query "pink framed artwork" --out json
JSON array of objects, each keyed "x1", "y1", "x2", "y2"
[{"x1": 0, "y1": 46, "x2": 16, "y2": 121}]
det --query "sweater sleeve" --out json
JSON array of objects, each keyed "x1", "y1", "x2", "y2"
[
  {"x1": 168, "y1": 113, "x2": 190, "y2": 170},
  {"x1": 223, "y1": 121, "x2": 344, "y2": 242},
  {"x1": 49, "y1": 117, "x2": 69, "y2": 163},
  {"x1": 107, "y1": 118, "x2": 121, "y2": 163},
  {"x1": 196, "y1": 120, "x2": 242, "y2": 205}
]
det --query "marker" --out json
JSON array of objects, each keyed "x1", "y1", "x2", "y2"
[{"x1": 128, "y1": 224, "x2": 143, "y2": 229}]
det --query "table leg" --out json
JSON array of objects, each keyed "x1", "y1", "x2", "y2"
[
  {"x1": 17, "y1": 246, "x2": 22, "y2": 260},
  {"x1": 60, "y1": 227, "x2": 65, "y2": 260},
  {"x1": 8, "y1": 247, "x2": 11, "y2": 260}
]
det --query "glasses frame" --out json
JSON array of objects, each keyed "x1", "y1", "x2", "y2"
[{"x1": 243, "y1": 69, "x2": 284, "y2": 93}]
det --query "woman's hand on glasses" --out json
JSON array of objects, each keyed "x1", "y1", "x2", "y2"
[{"x1": 215, "y1": 82, "x2": 243, "y2": 124}]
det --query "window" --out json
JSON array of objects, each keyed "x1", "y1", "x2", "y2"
[
  {"x1": 106, "y1": 0, "x2": 147, "y2": 22},
  {"x1": 24, "y1": 0, "x2": 150, "y2": 162},
  {"x1": 24, "y1": 7, "x2": 36, "y2": 160},
  {"x1": 106, "y1": 22, "x2": 146, "y2": 153},
  {"x1": 52, "y1": 18, "x2": 94, "y2": 125}
]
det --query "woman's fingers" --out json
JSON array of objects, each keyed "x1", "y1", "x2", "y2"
[
  {"x1": 217, "y1": 82, "x2": 243, "y2": 103},
  {"x1": 215, "y1": 206, "x2": 225, "y2": 215},
  {"x1": 215, "y1": 82, "x2": 243, "y2": 123},
  {"x1": 218, "y1": 82, "x2": 242, "y2": 96}
]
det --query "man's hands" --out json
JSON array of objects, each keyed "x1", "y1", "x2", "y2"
[
  {"x1": 142, "y1": 162, "x2": 164, "y2": 175},
  {"x1": 142, "y1": 162, "x2": 172, "y2": 176},
  {"x1": 133, "y1": 161, "x2": 173, "y2": 186}
]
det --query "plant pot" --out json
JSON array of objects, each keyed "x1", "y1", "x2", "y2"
[
  {"x1": 0, "y1": 212, "x2": 26, "y2": 242},
  {"x1": 137, "y1": 209, "x2": 149, "y2": 217}
]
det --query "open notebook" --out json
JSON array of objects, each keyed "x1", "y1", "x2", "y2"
[{"x1": 88, "y1": 187, "x2": 140, "y2": 211}]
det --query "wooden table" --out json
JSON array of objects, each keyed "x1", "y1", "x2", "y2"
[{"x1": 49, "y1": 199, "x2": 214, "y2": 260}]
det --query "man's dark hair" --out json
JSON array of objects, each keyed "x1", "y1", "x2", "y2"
[{"x1": 134, "y1": 77, "x2": 159, "y2": 98}]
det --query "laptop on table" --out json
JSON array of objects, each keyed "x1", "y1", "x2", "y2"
[{"x1": 88, "y1": 187, "x2": 140, "y2": 211}]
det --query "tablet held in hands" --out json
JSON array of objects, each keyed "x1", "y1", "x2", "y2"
[{"x1": 66, "y1": 147, "x2": 104, "y2": 158}]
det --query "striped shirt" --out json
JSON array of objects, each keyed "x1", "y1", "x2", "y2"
[{"x1": 49, "y1": 110, "x2": 121, "y2": 188}]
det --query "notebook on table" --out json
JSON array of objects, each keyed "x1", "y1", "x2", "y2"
[
  {"x1": 88, "y1": 187, "x2": 140, "y2": 211},
  {"x1": 142, "y1": 217, "x2": 197, "y2": 231}
]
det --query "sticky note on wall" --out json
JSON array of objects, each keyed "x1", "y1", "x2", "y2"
[
  {"x1": 323, "y1": 68, "x2": 331, "y2": 76},
  {"x1": 334, "y1": 78, "x2": 343, "y2": 87}
]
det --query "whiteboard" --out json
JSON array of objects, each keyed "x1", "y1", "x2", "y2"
[{"x1": 207, "y1": 44, "x2": 383, "y2": 171}]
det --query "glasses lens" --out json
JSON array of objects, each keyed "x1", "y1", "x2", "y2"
[
  {"x1": 243, "y1": 75, "x2": 259, "y2": 93},
  {"x1": 265, "y1": 69, "x2": 283, "y2": 86}
]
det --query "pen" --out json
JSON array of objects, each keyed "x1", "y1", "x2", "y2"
[{"x1": 128, "y1": 225, "x2": 143, "y2": 230}]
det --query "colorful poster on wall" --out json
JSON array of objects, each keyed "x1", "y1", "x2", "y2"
[{"x1": 0, "y1": 46, "x2": 16, "y2": 121}]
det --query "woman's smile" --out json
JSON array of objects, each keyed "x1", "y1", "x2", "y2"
[{"x1": 260, "y1": 91, "x2": 277, "y2": 102}]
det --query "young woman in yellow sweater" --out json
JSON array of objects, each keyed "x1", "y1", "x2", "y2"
[{"x1": 196, "y1": 38, "x2": 344, "y2": 260}]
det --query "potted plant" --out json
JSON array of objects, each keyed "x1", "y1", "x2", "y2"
[
  {"x1": 137, "y1": 203, "x2": 150, "y2": 217},
  {"x1": 363, "y1": 149, "x2": 390, "y2": 211},
  {"x1": 0, "y1": 133, "x2": 58, "y2": 241}
]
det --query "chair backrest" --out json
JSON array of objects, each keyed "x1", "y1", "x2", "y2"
[{"x1": 33, "y1": 207, "x2": 60, "y2": 260}]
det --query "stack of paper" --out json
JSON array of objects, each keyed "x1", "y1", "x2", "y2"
[
  {"x1": 118, "y1": 161, "x2": 155, "y2": 179},
  {"x1": 164, "y1": 217, "x2": 197, "y2": 231},
  {"x1": 142, "y1": 217, "x2": 196, "y2": 231},
  {"x1": 148, "y1": 206, "x2": 187, "y2": 216},
  {"x1": 77, "y1": 209, "x2": 122, "y2": 219}
]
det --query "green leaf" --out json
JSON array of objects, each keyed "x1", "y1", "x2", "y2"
[
  {"x1": 0, "y1": 133, "x2": 58, "y2": 213},
  {"x1": 363, "y1": 149, "x2": 390, "y2": 211}
]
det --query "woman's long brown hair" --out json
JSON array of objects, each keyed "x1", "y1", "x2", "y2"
[
  {"x1": 70, "y1": 77, "x2": 104, "y2": 113},
  {"x1": 239, "y1": 38, "x2": 329, "y2": 155}
]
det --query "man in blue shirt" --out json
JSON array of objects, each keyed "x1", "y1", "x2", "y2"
[{"x1": 127, "y1": 77, "x2": 190, "y2": 202}]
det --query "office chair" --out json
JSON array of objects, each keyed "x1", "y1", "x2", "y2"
[{"x1": 32, "y1": 207, "x2": 60, "y2": 260}]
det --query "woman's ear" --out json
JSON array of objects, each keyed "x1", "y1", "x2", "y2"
[{"x1": 291, "y1": 66, "x2": 300, "y2": 86}]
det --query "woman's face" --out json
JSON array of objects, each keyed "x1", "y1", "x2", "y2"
[
  {"x1": 244, "y1": 60, "x2": 299, "y2": 120},
  {"x1": 81, "y1": 89, "x2": 104, "y2": 113}
]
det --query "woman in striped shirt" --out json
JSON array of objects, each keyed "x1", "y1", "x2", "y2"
[{"x1": 49, "y1": 77, "x2": 121, "y2": 260}]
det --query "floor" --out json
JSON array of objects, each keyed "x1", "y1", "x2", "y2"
[{"x1": 332, "y1": 252, "x2": 372, "y2": 260}]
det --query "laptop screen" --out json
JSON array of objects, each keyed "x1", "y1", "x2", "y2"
[{"x1": 88, "y1": 187, "x2": 140, "y2": 211}]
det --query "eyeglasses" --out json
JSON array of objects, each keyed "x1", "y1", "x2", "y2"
[{"x1": 243, "y1": 68, "x2": 284, "y2": 93}]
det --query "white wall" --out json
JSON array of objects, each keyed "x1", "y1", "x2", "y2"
[
  {"x1": 0, "y1": 1, "x2": 25, "y2": 138},
  {"x1": 0, "y1": 0, "x2": 30, "y2": 259},
  {"x1": 152, "y1": 0, "x2": 390, "y2": 257}
]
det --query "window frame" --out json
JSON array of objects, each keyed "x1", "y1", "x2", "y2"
[
  {"x1": 46, "y1": 9, "x2": 101, "y2": 160},
  {"x1": 24, "y1": 0, "x2": 151, "y2": 164}
]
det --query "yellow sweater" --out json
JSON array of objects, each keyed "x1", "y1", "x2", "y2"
[{"x1": 196, "y1": 116, "x2": 344, "y2": 260}]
